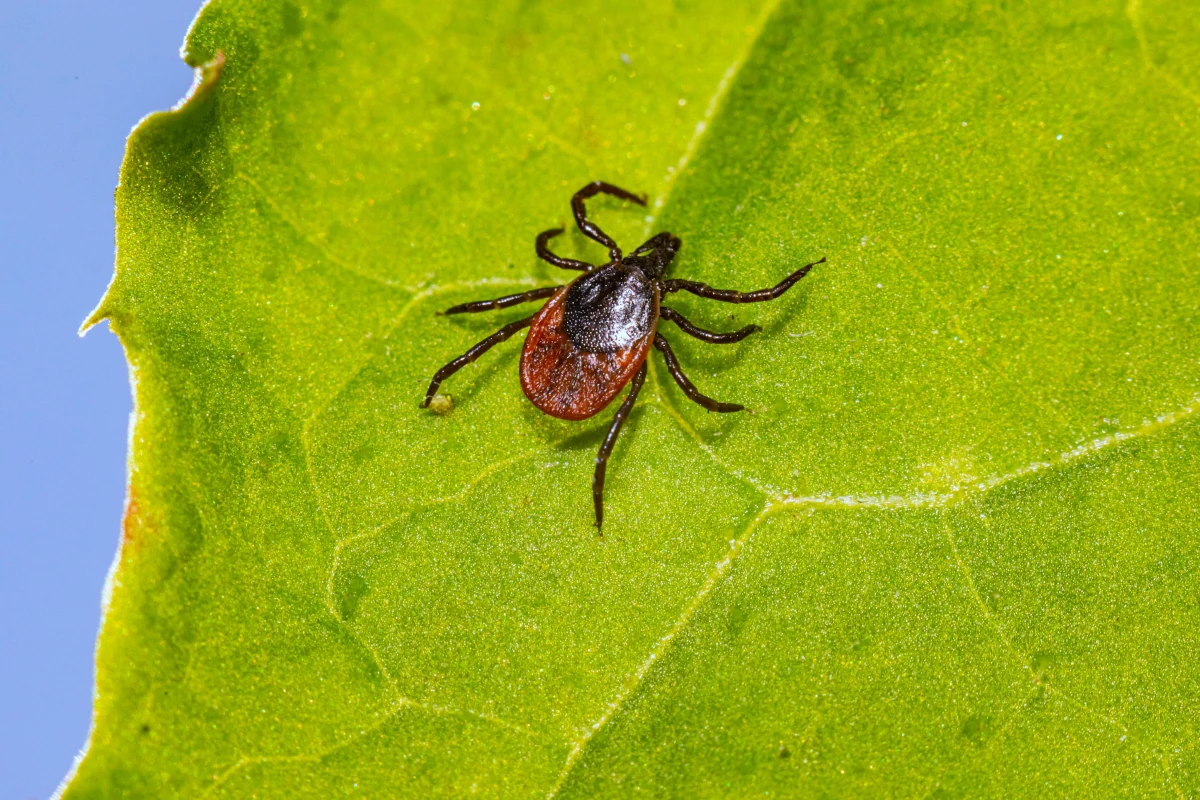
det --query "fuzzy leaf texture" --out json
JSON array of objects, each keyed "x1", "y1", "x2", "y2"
[{"x1": 70, "y1": 0, "x2": 1200, "y2": 797}]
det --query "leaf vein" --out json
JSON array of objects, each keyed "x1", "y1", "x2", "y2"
[
  {"x1": 941, "y1": 519, "x2": 1026, "y2": 669},
  {"x1": 644, "y1": 387, "x2": 772, "y2": 499},
  {"x1": 1128, "y1": 0, "x2": 1200, "y2": 109},
  {"x1": 235, "y1": 171, "x2": 406, "y2": 289},
  {"x1": 544, "y1": 498, "x2": 777, "y2": 798},
  {"x1": 195, "y1": 694, "x2": 537, "y2": 798},
  {"x1": 776, "y1": 396, "x2": 1200, "y2": 510}
]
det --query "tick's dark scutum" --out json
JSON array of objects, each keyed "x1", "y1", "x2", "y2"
[{"x1": 563, "y1": 265, "x2": 657, "y2": 353}]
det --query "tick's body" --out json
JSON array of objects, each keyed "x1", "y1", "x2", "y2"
[
  {"x1": 423, "y1": 181, "x2": 823, "y2": 530},
  {"x1": 521, "y1": 272, "x2": 659, "y2": 420}
]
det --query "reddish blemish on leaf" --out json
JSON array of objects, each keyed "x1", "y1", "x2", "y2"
[{"x1": 121, "y1": 489, "x2": 142, "y2": 552}]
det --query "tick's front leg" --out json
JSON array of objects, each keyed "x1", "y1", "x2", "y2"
[
  {"x1": 571, "y1": 181, "x2": 648, "y2": 263},
  {"x1": 535, "y1": 228, "x2": 591, "y2": 272}
]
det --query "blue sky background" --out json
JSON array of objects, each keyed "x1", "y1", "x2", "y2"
[{"x1": 0, "y1": 2, "x2": 201, "y2": 797}]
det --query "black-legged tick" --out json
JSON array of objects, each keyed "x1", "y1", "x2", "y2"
[{"x1": 423, "y1": 181, "x2": 824, "y2": 531}]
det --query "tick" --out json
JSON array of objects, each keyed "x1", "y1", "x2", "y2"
[{"x1": 423, "y1": 181, "x2": 824, "y2": 531}]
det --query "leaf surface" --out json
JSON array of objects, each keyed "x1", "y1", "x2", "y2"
[{"x1": 70, "y1": 0, "x2": 1200, "y2": 797}]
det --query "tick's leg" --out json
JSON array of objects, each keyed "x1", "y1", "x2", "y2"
[
  {"x1": 572, "y1": 181, "x2": 648, "y2": 263},
  {"x1": 422, "y1": 316, "x2": 534, "y2": 407},
  {"x1": 660, "y1": 306, "x2": 760, "y2": 344},
  {"x1": 662, "y1": 256, "x2": 825, "y2": 303},
  {"x1": 593, "y1": 361, "x2": 648, "y2": 532},
  {"x1": 654, "y1": 333, "x2": 745, "y2": 413},
  {"x1": 536, "y1": 228, "x2": 591, "y2": 271},
  {"x1": 441, "y1": 286, "x2": 560, "y2": 315}
]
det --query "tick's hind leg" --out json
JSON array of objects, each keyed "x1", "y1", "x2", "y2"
[
  {"x1": 663, "y1": 256, "x2": 826, "y2": 303},
  {"x1": 654, "y1": 334, "x2": 745, "y2": 413},
  {"x1": 571, "y1": 181, "x2": 648, "y2": 262},
  {"x1": 593, "y1": 361, "x2": 648, "y2": 532},
  {"x1": 660, "y1": 306, "x2": 760, "y2": 343},
  {"x1": 536, "y1": 228, "x2": 591, "y2": 271},
  {"x1": 422, "y1": 316, "x2": 535, "y2": 407},
  {"x1": 441, "y1": 286, "x2": 560, "y2": 315}
]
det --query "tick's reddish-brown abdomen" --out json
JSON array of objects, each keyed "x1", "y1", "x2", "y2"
[{"x1": 520, "y1": 286, "x2": 657, "y2": 420}]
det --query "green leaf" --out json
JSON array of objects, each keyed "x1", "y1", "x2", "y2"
[{"x1": 69, "y1": 0, "x2": 1200, "y2": 797}]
